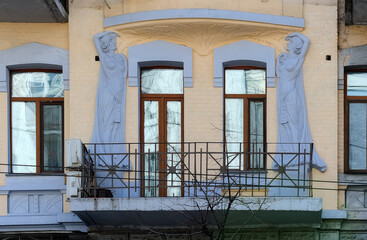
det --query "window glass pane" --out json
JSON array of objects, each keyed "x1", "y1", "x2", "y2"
[
  {"x1": 225, "y1": 98, "x2": 244, "y2": 169},
  {"x1": 166, "y1": 101, "x2": 181, "y2": 197},
  {"x1": 12, "y1": 102, "x2": 36, "y2": 173},
  {"x1": 347, "y1": 72, "x2": 367, "y2": 96},
  {"x1": 144, "y1": 101, "x2": 159, "y2": 197},
  {"x1": 225, "y1": 69, "x2": 266, "y2": 94},
  {"x1": 249, "y1": 101, "x2": 264, "y2": 168},
  {"x1": 43, "y1": 105, "x2": 63, "y2": 171},
  {"x1": 12, "y1": 72, "x2": 63, "y2": 97},
  {"x1": 141, "y1": 69, "x2": 183, "y2": 94},
  {"x1": 349, "y1": 103, "x2": 367, "y2": 170}
]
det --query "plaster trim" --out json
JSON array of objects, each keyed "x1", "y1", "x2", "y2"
[
  {"x1": 104, "y1": 9, "x2": 304, "y2": 28},
  {"x1": 321, "y1": 210, "x2": 347, "y2": 220},
  {"x1": 128, "y1": 40, "x2": 193, "y2": 87},
  {"x1": 213, "y1": 40, "x2": 275, "y2": 88},
  {"x1": 0, "y1": 175, "x2": 66, "y2": 192},
  {"x1": 0, "y1": 42, "x2": 69, "y2": 92},
  {"x1": 338, "y1": 44, "x2": 367, "y2": 90}
]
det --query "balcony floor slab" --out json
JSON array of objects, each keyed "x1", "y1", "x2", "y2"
[{"x1": 70, "y1": 197, "x2": 322, "y2": 228}]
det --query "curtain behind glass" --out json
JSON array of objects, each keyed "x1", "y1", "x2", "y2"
[
  {"x1": 43, "y1": 105, "x2": 63, "y2": 171},
  {"x1": 249, "y1": 101, "x2": 264, "y2": 168},
  {"x1": 144, "y1": 101, "x2": 159, "y2": 197},
  {"x1": 166, "y1": 101, "x2": 181, "y2": 196},
  {"x1": 225, "y1": 98, "x2": 244, "y2": 169},
  {"x1": 12, "y1": 102, "x2": 36, "y2": 173}
]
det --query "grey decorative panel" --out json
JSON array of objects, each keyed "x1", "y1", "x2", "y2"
[
  {"x1": 282, "y1": 232, "x2": 315, "y2": 240},
  {"x1": 346, "y1": 186, "x2": 367, "y2": 209},
  {"x1": 8, "y1": 191, "x2": 62, "y2": 215}
]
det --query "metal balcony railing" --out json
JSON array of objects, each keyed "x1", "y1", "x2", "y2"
[{"x1": 79, "y1": 142, "x2": 314, "y2": 198}]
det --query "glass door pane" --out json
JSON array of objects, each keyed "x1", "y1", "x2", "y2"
[
  {"x1": 12, "y1": 102, "x2": 37, "y2": 173},
  {"x1": 166, "y1": 101, "x2": 182, "y2": 197},
  {"x1": 225, "y1": 98, "x2": 244, "y2": 169},
  {"x1": 143, "y1": 101, "x2": 159, "y2": 197},
  {"x1": 249, "y1": 100, "x2": 264, "y2": 169},
  {"x1": 42, "y1": 104, "x2": 63, "y2": 171},
  {"x1": 349, "y1": 103, "x2": 367, "y2": 170}
]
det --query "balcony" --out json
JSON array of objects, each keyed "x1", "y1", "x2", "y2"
[{"x1": 68, "y1": 141, "x2": 322, "y2": 228}]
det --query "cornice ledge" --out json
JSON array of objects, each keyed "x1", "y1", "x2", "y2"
[{"x1": 104, "y1": 9, "x2": 304, "y2": 28}]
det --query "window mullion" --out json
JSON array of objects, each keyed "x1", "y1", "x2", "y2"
[
  {"x1": 36, "y1": 101, "x2": 41, "y2": 173},
  {"x1": 244, "y1": 96, "x2": 248, "y2": 170}
]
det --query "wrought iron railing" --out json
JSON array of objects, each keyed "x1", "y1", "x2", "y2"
[{"x1": 78, "y1": 142, "x2": 314, "y2": 198}]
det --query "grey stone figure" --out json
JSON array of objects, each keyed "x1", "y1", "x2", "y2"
[
  {"x1": 90, "y1": 31, "x2": 130, "y2": 169},
  {"x1": 276, "y1": 32, "x2": 327, "y2": 173}
]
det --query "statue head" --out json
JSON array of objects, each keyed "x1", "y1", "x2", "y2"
[
  {"x1": 286, "y1": 35, "x2": 303, "y2": 55},
  {"x1": 100, "y1": 32, "x2": 118, "y2": 53}
]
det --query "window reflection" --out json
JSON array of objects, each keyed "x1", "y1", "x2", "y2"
[
  {"x1": 141, "y1": 69, "x2": 183, "y2": 94},
  {"x1": 12, "y1": 72, "x2": 63, "y2": 98}
]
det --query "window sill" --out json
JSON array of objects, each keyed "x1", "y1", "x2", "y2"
[
  {"x1": 338, "y1": 173, "x2": 367, "y2": 185},
  {"x1": 6, "y1": 173, "x2": 65, "y2": 177}
]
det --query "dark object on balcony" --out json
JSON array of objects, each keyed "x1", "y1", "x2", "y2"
[{"x1": 96, "y1": 188, "x2": 113, "y2": 198}]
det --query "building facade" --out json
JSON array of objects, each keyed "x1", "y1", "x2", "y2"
[{"x1": 0, "y1": 0, "x2": 366, "y2": 239}]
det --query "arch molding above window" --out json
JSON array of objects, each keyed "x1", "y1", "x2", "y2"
[
  {"x1": 0, "y1": 43, "x2": 69, "y2": 92},
  {"x1": 214, "y1": 40, "x2": 275, "y2": 88},
  {"x1": 128, "y1": 40, "x2": 193, "y2": 88}
]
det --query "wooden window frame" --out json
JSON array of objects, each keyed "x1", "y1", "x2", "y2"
[
  {"x1": 10, "y1": 69, "x2": 64, "y2": 174},
  {"x1": 224, "y1": 66, "x2": 267, "y2": 171},
  {"x1": 344, "y1": 69, "x2": 367, "y2": 173},
  {"x1": 139, "y1": 66, "x2": 184, "y2": 197}
]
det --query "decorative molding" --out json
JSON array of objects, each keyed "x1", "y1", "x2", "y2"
[
  {"x1": 104, "y1": 9, "x2": 304, "y2": 28},
  {"x1": 346, "y1": 186, "x2": 366, "y2": 209},
  {"x1": 0, "y1": 42, "x2": 69, "y2": 92},
  {"x1": 128, "y1": 40, "x2": 193, "y2": 87},
  {"x1": 213, "y1": 40, "x2": 275, "y2": 88},
  {"x1": 8, "y1": 191, "x2": 62, "y2": 215},
  {"x1": 338, "y1": 44, "x2": 367, "y2": 90}
]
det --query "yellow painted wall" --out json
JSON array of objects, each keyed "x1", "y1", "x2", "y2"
[
  {"x1": 0, "y1": 195, "x2": 7, "y2": 216},
  {"x1": 0, "y1": 23, "x2": 68, "y2": 51},
  {"x1": 104, "y1": 0, "x2": 303, "y2": 18},
  {"x1": 302, "y1": 3, "x2": 338, "y2": 209},
  {"x1": 69, "y1": 0, "x2": 104, "y2": 142}
]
